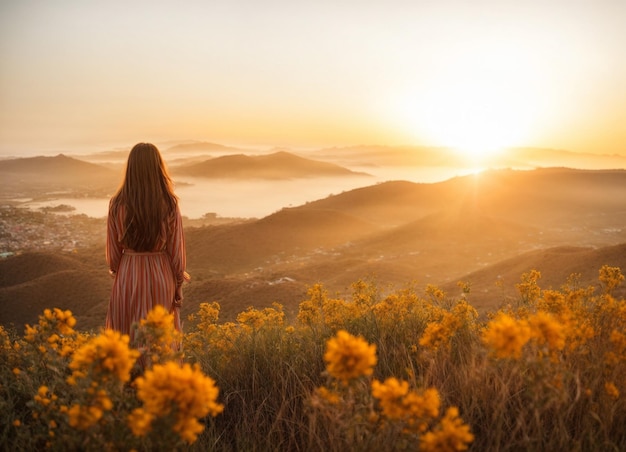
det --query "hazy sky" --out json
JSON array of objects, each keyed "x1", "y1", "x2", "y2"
[{"x1": 1, "y1": 0, "x2": 625, "y2": 156}]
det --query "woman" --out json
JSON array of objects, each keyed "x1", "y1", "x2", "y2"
[{"x1": 105, "y1": 142, "x2": 189, "y2": 353}]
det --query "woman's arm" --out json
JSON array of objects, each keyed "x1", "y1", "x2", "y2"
[
  {"x1": 167, "y1": 205, "x2": 190, "y2": 302},
  {"x1": 106, "y1": 200, "x2": 123, "y2": 277}
]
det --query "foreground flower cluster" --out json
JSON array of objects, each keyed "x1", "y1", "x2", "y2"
[
  {"x1": 2, "y1": 265, "x2": 625, "y2": 450},
  {"x1": 315, "y1": 330, "x2": 474, "y2": 451},
  {"x1": 2, "y1": 305, "x2": 223, "y2": 450}
]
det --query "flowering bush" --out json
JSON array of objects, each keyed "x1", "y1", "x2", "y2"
[
  {"x1": 311, "y1": 331, "x2": 474, "y2": 451},
  {"x1": 323, "y1": 330, "x2": 377, "y2": 384},
  {"x1": 130, "y1": 361, "x2": 223, "y2": 444},
  {"x1": 2, "y1": 306, "x2": 222, "y2": 450}
]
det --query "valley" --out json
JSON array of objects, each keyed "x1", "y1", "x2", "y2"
[{"x1": 2, "y1": 155, "x2": 626, "y2": 331}]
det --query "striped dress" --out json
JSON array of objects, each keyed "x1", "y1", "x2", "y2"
[{"x1": 105, "y1": 201, "x2": 189, "y2": 345}]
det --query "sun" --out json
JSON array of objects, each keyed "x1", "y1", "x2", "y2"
[{"x1": 398, "y1": 68, "x2": 536, "y2": 166}]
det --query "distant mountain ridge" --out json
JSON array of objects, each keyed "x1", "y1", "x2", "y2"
[
  {"x1": 164, "y1": 141, "x2": 246, "y2": 154},
  {"x1": 172, "y1": 151, "x2": 371, "y2": 179},
  {"x1": 0, "y1": 154, "x2": 118, "y2": 192},
  {"x1": 313, "y1": 145, "x2": 626, "y2": 169},
  {"x1": 0, "y1": 154, "x2": 112, "y2": 174}
]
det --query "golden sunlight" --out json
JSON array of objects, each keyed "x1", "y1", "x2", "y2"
[{"x1": 399, "y1": 63, "x2": 539, "y2": 164}]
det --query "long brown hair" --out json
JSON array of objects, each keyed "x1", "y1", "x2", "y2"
[{"x1": 111, "y1": 143, "x2": 178, "y2": 251}]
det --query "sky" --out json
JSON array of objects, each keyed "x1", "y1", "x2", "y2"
[{"x1": 1, "y1": 0, "x2": 625, "y2": 158}]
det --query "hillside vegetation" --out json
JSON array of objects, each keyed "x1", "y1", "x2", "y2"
[{"x1": 1, "y1": 266, "x2": 624, "y2": 450}]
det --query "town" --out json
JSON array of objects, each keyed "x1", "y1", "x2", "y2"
[
  {"x1": 0, "y1": 205, "x2": 106, "y2": 257},
  {"x1": 0, "y1": 204, "x2": 249, "y2": 258}
]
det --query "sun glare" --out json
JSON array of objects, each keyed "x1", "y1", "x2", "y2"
[{"x1": 398, "y1": 64, "x2": 537, "y2": 165}]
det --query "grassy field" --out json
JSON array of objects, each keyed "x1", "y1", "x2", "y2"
[{"x1": 2, "y1": 266, "x2": 625, "y2": 451}]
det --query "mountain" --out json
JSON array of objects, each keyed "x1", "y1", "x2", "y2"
[
  {"x1": 299, "y1": 167, "x2": 626, "y2": 228},
  {"x1": 312, "y1": 145, "x2": 626, "y2": 170},
  {"x1": 73, "y1": 149, "x2": 130, "y2": 162},
  {"x1": 4, "y1": 167, "x2": 626, "y2": 330},
  {"x1": 313, "y1": 145, "x2": 457, "y2": 167},
  {"x1": 0, "y1": 154, "x2": 119, "y2": 194},
  {"x1": 164, "y1": 141, "x2": 248, "y2": 154},
  {"x1": 496, "y1": 148, "x2": 626, "y2": 170},
  {"x1": 172, "y1": 151, "x2": 372, "y2": 179}
]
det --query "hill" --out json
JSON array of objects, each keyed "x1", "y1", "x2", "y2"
[
  {"x1": 172, "y1": 151, "x2": 371, "y2": 179},
  {"x1": 440, "y1": 243, "x2": 626, "y2": 314},
  {"x1": 0, "y1": 253, "x2": 82, "y2": 288},
  {"x1": 4, "y1": 167, "x2": 626, "y2": 330},
  {"x1": 185, "y1": 208, "x2": 381, "y2": 274},
  {"x1": 300, "y1": 167, "x2": 626, "y2": 223},
  {"x1": 0, "y1": 249, "x2": 110, "y2": 331},
  {"x1": 0, "y1": 154, "x2": 118, "y2": 195}
]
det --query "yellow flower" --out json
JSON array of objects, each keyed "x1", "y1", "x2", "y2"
[
  {"x1": 236, "y1": 304, "x2": 285, "y2": 331},
  {"x1": 69, "y1": 329, "x2": 139, "y2": 384},
  {"x1": 371, "y1": 377, "x2": 409, "y2": 419},
  {"x1": 420, "y1": 322, "x2": 448, "y2": 351},
  {"x1": 94, "y1": 389, "x2": 113, "y2": 411},
  {"x1": 321, "y1": 297, "x2": 359, "y2": 330},
  {"x1": 53, "y1": 308, "x2": 77, "y2": 335},
  {"x1": 141, "y1": 305, "x2": 173, "y2": 331},
  {"x1": 606, "y1": 330, "x2": 626, "y2": 365},
  {"x1": 516, "y1": 269, "x2": 542, "y2": 303},
  {"x1": 315, "y1": 386, "x2": 341, "y2": 405},
  {"x1": 420, "y1": 407, "x2": 474, "y2": 452},
  {"x1": 135, "y1": 305, "x2": 183, "y2": 364},
  {"x1": 605, "y1": 382, "x2": 620, "y2": 400},
  {"x1": 403, "y1": 388, "x2": 441, "y2": 421},
  {"x1": 24, "y1": 324, "x2": 38, "y2": 343},
  {"x1": 323, "y1": 330, "x2": 377, "y2": 384},
  {"x1": 452, "y1": 300, "x2": 478, "y2": 323},
  {"x1": 297, "y1": 284, "x2": 359, "y2": 331},
  {"x1": 482, "y1": 313, "x2": 531, "y2": 359},
  {"x1": 193, "y1": 302, "x2": 221, "y2": 334},
  {"x1": 43, "y1": 309, "x2": 54, "y2": 321},
  {"x1": 209, "y1": 322, "x2": 239, "y2": 354},
  {"x1": 22, "y1": 308, "x2": 78, "y2": 359},
  {"x1": 425, "y1": 284, "x2": 446, "y2": 302},
  {"x1": 132, "y1": 362, "x2": 224, "y2": 444},
  {"x1": 419, "y1": 311, "x2": 462, "y2": 351},
  {"x1": 372, "y1": 378, "x2": 440, "y2": 428},
  {"x1": 599, "y1": 265, "x2": 624, "y2": 294},
  {"x1": 537, "y1": 290, "x2": 566, "y2": 314},
  {"x1": 34, "y1": 385, "x2": 53, "y2": 407},
  {"x1": 127, "y1": 408, "x2": 154, "y2": 437},
  {"x1": 68, "y1": 404, "x2": 104, "y2": 430},
  {"x1": 528, "y1": 311, "x2": 566, "y2": 352}
]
